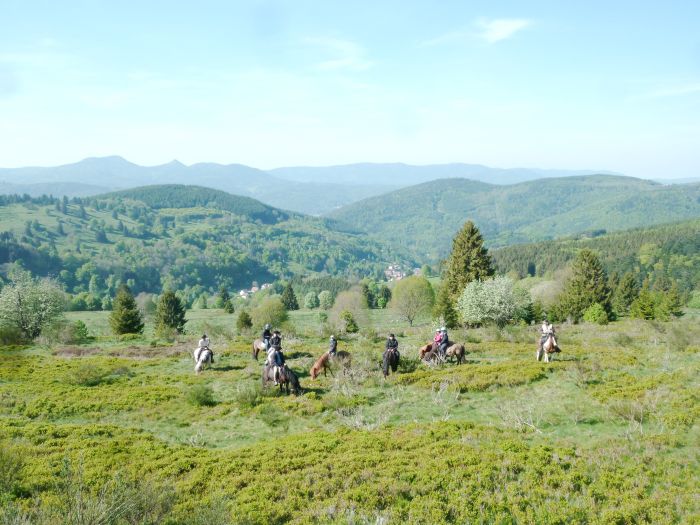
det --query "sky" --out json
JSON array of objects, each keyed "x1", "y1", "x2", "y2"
[{"x1": 0, "y1": 0, "x2": 699, "y2": 179}]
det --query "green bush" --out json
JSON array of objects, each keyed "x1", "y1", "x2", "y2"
[
  {"x1": 0, "y1": 443, "x2": 23, "y2": 495},
  {"x1": 340, "y1": 310, "x2": 359, "y2": 333},
  {"x1": 583, "y1": 303, "x2": 609, "y2": 325},
  {"x1": 186, "y1": 384, "x2": 216, "y2": 407},
  {"x1": 0, "y1": 323, "x2": 24, "y2": 345},
  {"x1": 236, "y1": 310, "x2": 253, "y2": 334},
  {"x1": 235, "y1": 383, "x2": 263, "y2": 410}
]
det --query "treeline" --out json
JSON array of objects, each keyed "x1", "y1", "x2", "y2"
[
  {"x1": 492, "y1": 219, "x2": 700, "y2": 293},
  {"x1": 0, "y1": 190, "x2": 402, "y2": 306},
  {"x1": 433, "y1": 221, "x2": 690, "y2": 329}
]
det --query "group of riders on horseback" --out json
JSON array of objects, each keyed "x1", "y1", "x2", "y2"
[{"x1": 195, "y1": 317, "x2": 561, "y2": 378}]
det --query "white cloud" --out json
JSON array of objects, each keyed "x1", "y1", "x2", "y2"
[
  {"x1": 633, "y1": 82, "x2": 700, "y2": 100},
  {"x1": 476, "y1": 18, "x2": 532, "y2": 43},
  {"x1": 304, "y1": 37, "x2": 373, "y2": 72},
  {"x1": 420, "y1": 17, "x2": 532, "y2": 48}
]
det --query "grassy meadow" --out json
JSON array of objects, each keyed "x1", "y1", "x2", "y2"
[{"x1": 1, "y1": 308, "x2": 699, "y2": 523}]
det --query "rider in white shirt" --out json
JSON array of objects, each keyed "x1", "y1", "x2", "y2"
[{"x1": 195, "y1": 334, "x2": 211, "y2": 362}]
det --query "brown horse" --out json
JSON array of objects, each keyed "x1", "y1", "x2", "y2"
[
  {"x1": 310, "y1": 351, "x2": 352, "y2": 379},
  {"x1": 537, "y1": 334, "x2": 559, "y2": 363},
  {"x1": 252, "y1": 339, "x2": 267, "y2": 360},
  {"x1": 419, "y1": 342, "x2": 466, "y2": 364}
]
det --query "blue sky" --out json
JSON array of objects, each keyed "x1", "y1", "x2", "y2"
[{"x1": 1, "y1": 1, "x2": 699, "y2": 178}]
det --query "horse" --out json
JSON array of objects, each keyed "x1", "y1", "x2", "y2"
[
  {"x1": 194, "y1": 347, "x2": 213, "y2": 373},
  {"x1": 419, "y1": 342, "x2": 465, "y2": 365},
  {"x1": 445, "y1": 343, "x2": 466, "y2": 364},
  {"x1": 262, "y1": 364, "x2": 301, "y2": 395},
  {"x1": 382, "y1": 348, "x2": 400, "y2": 378},
  {"x1": 252, "y1": 339, "x2": 267, "y2": 360},
  {"x1": 537, "y1": 334, "x2": 559, "y2": 363},
  {"x1": 310, "y1": 351, "x2": 352, "y2": 379}
]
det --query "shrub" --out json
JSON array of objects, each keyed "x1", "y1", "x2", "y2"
[
  {"x1": 235, "y1": 383, "x2": 263, "y2": 410},
  {"x1": 0, "y1": 323, "x2": 24, "y2": 345},
  {"x1": 236, "y1": 310, "x2": 253, "y2": 334},
  {"x1": 0, "y1": 442, "x2": 23, "y2": 495},
  {"x1": 390, "y1": 276, "x2": 434, "y2": 326},
  {"x1": 109, "y1": 285, "x2": 144, "y2": 335},
  {"x1": 318, "y1": 290, "x2": 334, "y2": 310},
  {"x1": 457, "y1": 276, "x2": 530, "y2": 327},
  {"x1": 583, "y1": 303, "x2": 609, "y2": 325},
  {"x1": 187, "y1": 384, "x2": 216, "y2": 407},
  {"x1": 281, "y1": 283, "x2": 299, "y2": 310},
  {"x1": 155, "y1": 290, "x2": 187, "y2": 335},
  {"x1": 304, "y1": 291, "x2": 319, "y2": 309},
  {"x1": 251, "y1": 297, "x2": 288, "y2": 330},
  {"x1": 0, "y1": 268, "x2": 65, "y2": 340},
  {"x1": 340, "y1": 310, "x2": 359, "y2": 333}
]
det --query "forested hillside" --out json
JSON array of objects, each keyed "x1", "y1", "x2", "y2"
[
  {"x1": 327, "y1": 175, "x2": 700, "y2": 260},
  {"x1": 492, "y1": 218, "x2": 700, "y2": 293},
  {"x1": 0, "y1": 186, "x2": 402, "y2": 305}
]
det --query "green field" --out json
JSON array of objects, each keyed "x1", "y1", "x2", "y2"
[{"x1": 1, "y1": 309, "x2": 699, "y2": 523}]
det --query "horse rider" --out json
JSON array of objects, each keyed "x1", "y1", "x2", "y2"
[
  {"x1": 540, "y1": 318, "x2": 560, "y2": 352},
  {"x1": 329, "y1": 335, "x2": 338, "y2": 356},
  {"x1": 262, "y1": 323, "x2": 272, "y2": 351},
  {"x1": 195, "y1": 333, "x2": 213, "y2": 363},
  {"x1": 386, "y1": 333, "x2": 398, "y2": 354},
  {"x1": 432, "y1": 329, "x2": 443, "y2": 353},
  {"x1": 438, "y1": 327, "x2": 450, "y2": 357},
  {"x1": 266, "y1": 331, "x2": 285, "y2": 385},
  {"x1": 269, "y1": 329, "x2": 282, "y2": 350}
]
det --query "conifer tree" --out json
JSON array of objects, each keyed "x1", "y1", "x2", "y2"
[
  {"x1": 109, "y1": 284, "x2": 144, "y2": 335},
  {"x1": 155, "y1": 290, "x2": 187, "y2": 334},
  {"x1": 613, "y1": 272, "x2": 639, "y2": 315},
  {"x1": 442, "y1": 221, "x2": 494, "y2": 302},
  {"x1": 281, "y1": 283, "x2": 299, "y2": 310},
  {"x1": 435, "y1": 221, "x2": 492, "y2": 326},
  {"x1": 434, "y1": 284, "x2": 459, "y2": 329},
  {"x1": 557, "y1": 249, "x2": 612, "y2": 322}
]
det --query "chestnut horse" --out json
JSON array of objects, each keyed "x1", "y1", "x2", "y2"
[{"x1": 310, "y1": 351, "x2": 352, "y2": 379}]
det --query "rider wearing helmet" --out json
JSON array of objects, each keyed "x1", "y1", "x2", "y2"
[
  {"x1": 386, "y1": 333, "x2": 398, "y2": 352},
  {"x1": 329, "y1": 335, "x2": 337, "y2": 356},
  {"x1": 438, "y1": 327, "x2": 449, "y2": 357},
  {"x1": 267, "y1": 330, "x2": 285, "y2": 385},
  {"x1": 262, "y1": 323, "x2": 272, "y2": 351}
]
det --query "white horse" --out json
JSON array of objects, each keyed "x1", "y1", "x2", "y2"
[
  {"x1": 194, "y1": 346, "x2": 213, "y2": 373},
  {"x1": 536, "y1": 334, "x2": 558, "y2": 363}
]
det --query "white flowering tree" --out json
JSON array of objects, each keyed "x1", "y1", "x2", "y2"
[
  {"x1": 457, "y1": 276, "x2": 530, "y2": 327},
  {"x1": 0, "y1": 268, "x2": 65, "y2": 339}
]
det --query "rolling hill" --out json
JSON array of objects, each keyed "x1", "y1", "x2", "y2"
[
  {"x1": 0, "y1": 157, "x2": 396, "y2": 216},
  {"x1": 327, "y1": 175, "x2": 700, "y2": 261},
  {"x1": 0, "y1": 186, "x2": 404, "y2": 304}
]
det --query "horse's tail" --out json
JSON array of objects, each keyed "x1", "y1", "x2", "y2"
[
  {"x1": 382, "y1": 351, "x2": 390, "y2": 377},
  {"x1": 252, "y1": 340, "x2": 258, "y2": 360}
]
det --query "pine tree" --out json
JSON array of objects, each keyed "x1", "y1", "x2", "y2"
[
  {"x1": 109, "y1": 285, "x2": 144, "y2": 335},
  {"x1": 613, "y1": 272, "x2": 639, "y2": 315},
  {"x1": 630, "y1": 286, "x2": 656, "y2": 320},
  {"x1": 155, "y1": 290, "x2": 187, "y2": 334},
  {"x1": 236, "y1": 310, "x2": 253, "y2": 333},
  {"x1": 435, "y1": 221, "x2": 492, "y2": 326},
  {"x1": 557, "y1": 249, "x2": 612, "y2": 322},
  {"x1": 281, "y1": 283, "x2": 299, "y2": 310},
  {"x1": 434, "y1": 284, "x2": 459, "y2": 329},
  {"x1": 442, "y1": 221, "x2": 494, "y2": 302}
]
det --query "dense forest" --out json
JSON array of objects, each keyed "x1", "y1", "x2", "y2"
[
  {"x1": 491, "y1": 219, "x2": 700, "y2": 294},
  {"x1": 327, "y1": 175, "x2": 700, "y2": 260},
  {"x1": 0, "y1": 187, "x2": 405, "y2": 306}
]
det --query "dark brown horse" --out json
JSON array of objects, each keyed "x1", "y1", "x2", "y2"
[
  {"x1": 382, "y1": 348, "x2": 400, "y2": 378},
  {"x1": 262, "y1": 364, "x2": 301, "y2": 395},
  {"x1": 310, "y1": 351, "x2": 352, "y2": 379}
]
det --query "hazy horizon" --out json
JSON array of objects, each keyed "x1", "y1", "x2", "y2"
[{"x1": 1, "y1": 1, "x2": 699, "y2": 179}]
